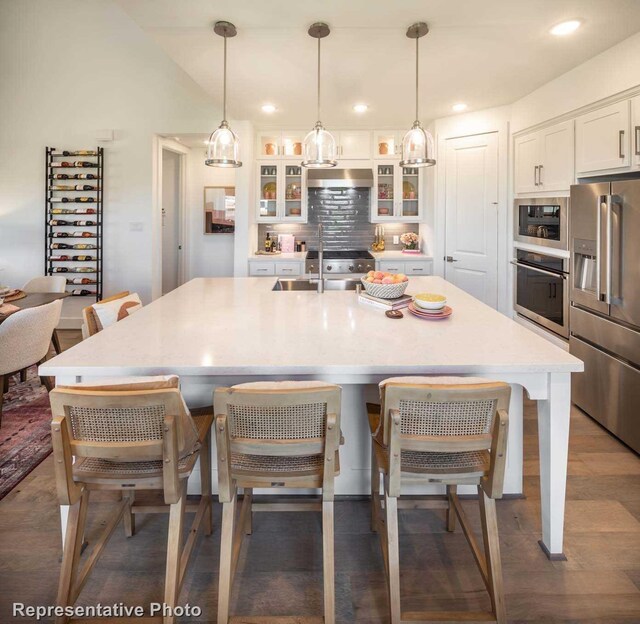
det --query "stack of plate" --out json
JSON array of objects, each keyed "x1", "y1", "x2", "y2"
[{"x1": 409, "y1": 293, "x2": 452, "y2": 320}]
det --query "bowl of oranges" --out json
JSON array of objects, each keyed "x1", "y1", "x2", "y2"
[{"x1": 361, "y1": 270, "x2": 409, "y2": 299}]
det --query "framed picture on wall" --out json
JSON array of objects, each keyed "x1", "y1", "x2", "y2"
[{"x1": 204, "y1": 186, "x2": 235, "y2": 234}]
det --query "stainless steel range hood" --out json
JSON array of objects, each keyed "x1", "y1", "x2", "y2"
[{"x1": 306, "y1": 168, "x2": 373, "y2": 188}]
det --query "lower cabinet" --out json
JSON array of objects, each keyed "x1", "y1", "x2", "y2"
[
  {"x1": 248, "y1": 260, "x2": 304, "y2": 277},
  {"x1": 376, "y1": 259, "x2": 433, "y2": 275}
]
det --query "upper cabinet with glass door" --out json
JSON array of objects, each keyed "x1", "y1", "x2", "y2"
[
  {"x1": 256, "y1": 161, "x2": 307, "y2": 223},
  {"x1": 373, "y1": 131, "x2": 403, "y2": 159},
  {"x1": 257, "y1": 131, "x2": 305, "y2": 159},
  {"x1": 372, "y1": 162, "x2": 422, "y2": 222}
]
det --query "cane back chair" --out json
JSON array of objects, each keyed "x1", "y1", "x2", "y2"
[
  {"x1": 214, "y1": 381, "x2": 342, "y2": 624},
  {"x1": 368, "y1": 376, "x2": 511, "y2": 624},
  {"x1": 49, "y1": 378, "x2": 213, "y2": 624}
]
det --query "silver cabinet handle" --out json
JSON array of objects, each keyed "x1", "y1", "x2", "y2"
[
  {"x1": 619, "y1": 130, "x2": 625, "y2": 159},
  {"x1": 538, "y1": 164, "x2": 544, "y2": 186},
  {"x1": 635, "y1": 125, "x2": 640, "y2": 156},
  {"x1": 534, "y1": 165, "x2": 539, "y2": 186}
]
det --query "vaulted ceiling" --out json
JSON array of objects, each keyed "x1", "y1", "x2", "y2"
[{"x1": 115, "y1": 0, "x2": 640, "y2": 128}]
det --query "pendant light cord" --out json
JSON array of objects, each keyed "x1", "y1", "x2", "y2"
[
  {"x1": 415, "y1": 35, "x2": 419, "y2": 122},
  {"x1": 317, "y1": 36, "x2": 321, "y2": 123},
  {"x1": 222, "y1": 33, "x2": 228, "y2": 123}
]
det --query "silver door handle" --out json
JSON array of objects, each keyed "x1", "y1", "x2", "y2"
[
  {"x1": 635, "y1": 125, "x2": 640, "y2": 156},
  {"x1": 445, "y1": 256, "x2": 458, "y2": 263},
  {"x1": 619, "y1": 130, "x2": 625, "y2": 159}
]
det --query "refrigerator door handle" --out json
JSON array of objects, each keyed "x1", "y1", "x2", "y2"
[
  {"x1": 610, "y1": 195, "x2": 623, "y2": 304},
  {"x1": 603, "y1": 195, "x2": 614, "y2": 305}
]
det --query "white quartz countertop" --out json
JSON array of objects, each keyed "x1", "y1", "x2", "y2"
[
  {"x1": 41, "y1": 277, "x2": 582, "y2": 378},
  {"x1": 249, "y1": 252, "x2": 306, "y2": 262},
  {"x1": 372, "y1": 251, "x2": 433, "y2": 261}
]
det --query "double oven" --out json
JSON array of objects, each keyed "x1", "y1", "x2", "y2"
[{"x1": 513, "y1": 197, "x2": 569, "y2": 338}]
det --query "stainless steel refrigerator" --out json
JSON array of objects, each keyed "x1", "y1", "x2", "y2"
[{"x1": 570, "y1": 179, "x2": 640, "y2": 453}]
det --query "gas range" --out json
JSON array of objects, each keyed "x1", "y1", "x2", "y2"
[{"x1": 305, "y1": 250, "x2": 375, "y2": 276}]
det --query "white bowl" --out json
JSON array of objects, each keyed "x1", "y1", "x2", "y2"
[{"x1": 413, "y1": 294, "x2": 447, "y2": 310}]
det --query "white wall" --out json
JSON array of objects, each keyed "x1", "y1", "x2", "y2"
[
  {"x1": 0, "y1": 0, "x2": 220, "y2": 325},
  {"x1": 187, "y1": 148, "x2": 235, "y2": 279},
  {"x1": 511, "y1": 31, "x2": 640, "y2": 133}
]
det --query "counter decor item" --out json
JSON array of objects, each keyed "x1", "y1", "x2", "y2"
[
  {"x1": 372, "y1": 225, "x2": 385, "y2": 251},
  {"x1": 204, "y1": 186, "x2": 235, "y2": 234},
  {"x1": 361, "y1": 270, "x2": 409, "y2": 299},
  {"x1": 407, "y1": 301, "x2": 452, "y2": 320},
  {"x1": 46, "y1": 147, "x2": 103, "y2": 300},
  {"x1": 413, "y1": 292, "x2": 447, "y2": 311},
  {"x1": 400, "y1": 231, "x2": 420, "y2": 251},
  {"x1": 278, "y1": 234, "x2": 295, "y2": 253}
]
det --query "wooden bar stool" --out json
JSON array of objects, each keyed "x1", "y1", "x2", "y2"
[
  {"x1": 213, "y1": 381, "x2": 342, "y2": 624},
  {"x1": 367, "y1": 376, "x2": 511, "y2": 624},
  {"x1": 49, "y1": 376, "x2": 213, "y2": 624}
]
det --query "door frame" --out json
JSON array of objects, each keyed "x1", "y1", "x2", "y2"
[
  {"x1": 152, "y1": 136, "x2": 189, "y2": 300},
  {"x1": 434, "y1": 124, "x2": 510, "y2": 314}
]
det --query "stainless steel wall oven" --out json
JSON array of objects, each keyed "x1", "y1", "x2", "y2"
[{"x1": 514, "y1": 197, "x2": 568, "y2": 250}]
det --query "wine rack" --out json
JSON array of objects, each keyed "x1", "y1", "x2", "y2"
[{"x1": 45, "y1": 147, "x2": 103, "y2": 300}]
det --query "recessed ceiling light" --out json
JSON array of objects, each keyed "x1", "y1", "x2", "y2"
[
  {"x1": 452, "y1": 103, "x2": 467, "y2": 113},
  {"x1": 550, "y1": 20, "x2": 581, "y2": 36},
  {"x1": 261, "y1": 104, "x2": 277, "y2": 113},
  {"x1": 353, "y1": 103, "x2": 368, "y2": 113}
]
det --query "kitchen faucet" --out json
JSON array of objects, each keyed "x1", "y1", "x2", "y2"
[{"x1": 317, "y1": 223, "x2": 324, "y2": 293}]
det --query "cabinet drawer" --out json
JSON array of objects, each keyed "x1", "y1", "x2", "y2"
[
  {"x1": 249, "y1": 262, "x2": 275, "y2": 276},
  {"x1": 275, "y1": 262, "x2": 302, "y2": 276},
  {"x1": 378, "y1": 261, "x2": 404, "y2": 274},
  {"x1": 404, "y1": 261, "x2": 432, "y2": 275}
]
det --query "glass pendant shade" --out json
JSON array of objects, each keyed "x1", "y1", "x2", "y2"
[
  {"x1": 400, "y1": 121, "x2": 435, "y2": 168},
  {"x1": 205, "y1": 121, "x2": 242, "y2": 168},
  {"x1": 302, "y1": 122, "x2": 337, "y2": 168}
]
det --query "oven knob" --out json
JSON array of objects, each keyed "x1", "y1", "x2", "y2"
[
  {"x1": 348, "y1": 265, "x2": 355, "y2": 272},
  {"x1": 309, "y1": 264, "x2": 315, "y2": 272},
  {"x1": 326, "y1": 265, "x2": 332, "y2": 271},
  {"x1": 356, "y1": 264, "x2": 363, "y2": 272}
]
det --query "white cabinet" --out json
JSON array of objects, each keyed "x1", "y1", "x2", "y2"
[
  {"x1": 631, "y1": 95, "x2": 640, "y2": 169},
  {"x1": 373, "y1": 130, "x2": 403, "y2": 159},
  {"x1": 336, "y1": 131, "x2": 371, "y2": 159},
  {"x1": 248, "y1": 260, "x2": 304, "y2": 277},
  {"x1": 372, "y1": 162, "x2": 422, "y2": 222},
  {"x1": 376, "y1": 258, "x2": 433, "y2": 275},
  {"x1": 575, "y1": 101, "x2": 630, "y2": 174},
  {"x1": 249, "y1": 262, "x2": 275, "y2": 276},
  {"x1": 256, "y1": 131, "x2": 305, "y2": 159},
  {"x1": 256, "y1": 161, "x2": 307, "y2": 223},
  {"x1": 514, "y1": 120, "x2": 574, "y2": 194}
]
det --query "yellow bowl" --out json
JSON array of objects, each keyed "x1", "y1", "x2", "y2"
[{"x1": 414, "y1": 293, "x2": 447, "y2": 310}]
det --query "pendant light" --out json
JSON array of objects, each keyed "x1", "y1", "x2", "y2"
[
  {"x1": 301, "y1": 22, "x2": 337, "y2": 168},
  {"x1": 205, "y1": 21, "x2": 242, "y2": 168},
  {"x1": 400, "y1": 22, "x2": 436, "y2": 169}
]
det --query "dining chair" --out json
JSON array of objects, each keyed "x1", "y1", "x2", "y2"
[
  {"x1": 213, "y1": 381, "x2": 342, "y2": 624},
  {"x1": 0, "y1": 299, "x2": 62, "y2": 425},
  {"x1": 22, "y1": 275, "x2": 67, "y2": 357},
  {"x1": 22, "y1": 275, "x2": 67, "y2": 293},
  {"x1": 81, "y1": 291, "x2": 136, "y2": 339},
  {"x1": 367, "y1": 376, "x2": 511, "y2": 624},
  {"x1": 49, "y1": 377, "x2": 213, "y2": 624}
]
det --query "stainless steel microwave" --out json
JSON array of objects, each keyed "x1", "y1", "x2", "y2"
[{"x1": 513, "y1": 197, "x2": 568, "y2": 251}]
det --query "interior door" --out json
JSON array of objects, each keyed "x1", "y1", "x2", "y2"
[
  {"x1": 161, "y1": 149, "x2": 181, "y2": 295},
  {"x1": 444, "y1": 133, "x2": 499, "y2": 307}
]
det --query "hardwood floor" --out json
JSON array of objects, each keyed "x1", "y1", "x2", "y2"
[{"x1": 0, "y1": 334, "x2": 638, "y2": 622}]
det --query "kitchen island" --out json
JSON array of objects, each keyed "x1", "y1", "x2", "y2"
[{"x1": 41, "y1": 276, "x2": 582, "y2": 558}]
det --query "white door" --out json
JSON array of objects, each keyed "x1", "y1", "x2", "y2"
[
  {"x1": 575, "y1": 100, "x2": 630, "y2": 174},
  {"x1": 444, "y1": 133, "x2": 499, "y2": 307},
  {"x1": 514, "y1": 132, "x2": 539, "y2": 194},
  {"x1": 539, "y1": 120, "x2": 574, "y2": 193},
  {"x1": 161, "y1": 149, "x2": 181, "y2": 295}
]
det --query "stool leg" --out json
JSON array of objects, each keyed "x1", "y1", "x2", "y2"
[
  {"x1": 244, "y1": 488, "x2": 253, "y2": 535},
  {"x1": 20, "y1": 369, "x2": 27, "y2": 383},
  {"x1": 123, "y1": 490, "x2": 135, "y2": 537},
  {"x1": 55, "y1": 489, "x2": 89, "y2": 624},
  {"x1": 199, "y1": 429, "x2": 213, "y2": 536},
  {"x1": 370, "y1": 439, "x2": 380, "y2": 532},
  {"x1": 218, "y1": 488, "x2": 237, "y2": 624},
  {"x1": 52, "y1": 330, "x2": 62, "y2": 355},
  {"x1": 478, "y1": 486, "x2": 507, "y2": 624},
  {"x1": 322, "y1": 500, "x2": 335, "y2": 624},
  {"x1": 446, "y1": 485, "x2": 457, "y2": 532},
  {"x1": 384, "y1": 491, "x2": 401, "y2": 624},
  {"x1": 164, "y1": 482, "x2": 187, "y2": 624}
]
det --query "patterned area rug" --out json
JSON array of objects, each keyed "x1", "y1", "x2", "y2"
[{"x1": 0, "y1": 366, "x2": 51, "y2": 500}]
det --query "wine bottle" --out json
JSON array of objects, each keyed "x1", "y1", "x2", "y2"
[
  {"x1": 72, "y1": 255, "x2": 94, "y2": 261},
  {"x1": 76, "y1": 267, "x2": 94, "y2": 273},
  {"x1": 51, "y1": 267, "x2": 69, "y2": 273},
  {"x1": 76, "y1": 173, "x2": 96, "y2": 179},
  {"x1": 73, "y1": 243, "x2": 95, "y2": 250},
  {"x1": 50, "y1": 255, "x2": 69, "y2": 261},
  {"x1": 69, "y1": 278, "x2": 93, "y2": 285},
  {"x1": 77, "y1": 150, "x2": 97, "y2": 156},
  {"x1": 50, "y1": 197, "x2": 72, "y2": 203},
  {"x1": 50, "y1": 232, "x2": 70, "y2": 238},
  {"x1": 71, "y1": 289, "x2": 92, "y2": 296},
  {"x1": 73, "y1": 220, "x2": 96, "y2": 226},
  {"x1": 72, "y1": 231, "x2": 93, "y2": 238},
  {"x1": 51, "y1": 185, "x2": 73, "y2": 191},
  {"x1": 49, "y1": 219, "x2": 70, "y2": 226},
  {"x1": 51, "y1": 161, "x2": 73, "y2": 168},
  {"x1": 75, "y1": 197, "x2": 93, "y2": 203},
  {"x1": 75, "y1": 184, "x2": 95, "y2": 191},
  {"x1": 74, "y1": 161, "x2": 94, "y2": 168},
  {"x1": 50, "y1": 243, "x2": 71, "y2": 249}
]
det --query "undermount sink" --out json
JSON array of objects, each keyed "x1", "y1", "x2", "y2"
[{"x1": 272, "y1": 278, "x2": 361, "y2": 291}]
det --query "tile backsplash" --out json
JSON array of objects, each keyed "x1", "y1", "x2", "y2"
[{"x1": 257, "y1": 188, "x2": 419, "y2": 251}]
